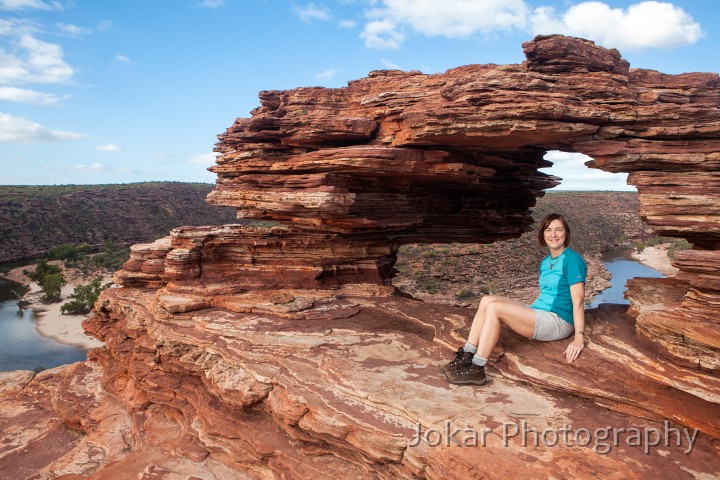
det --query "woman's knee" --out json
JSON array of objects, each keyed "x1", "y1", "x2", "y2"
[
  {"x1": 479, "y1": 294, "x2": 501, "y2": 308},
  {"x1": 484, "y1": 301, "x2": 503, "y2": 321}
]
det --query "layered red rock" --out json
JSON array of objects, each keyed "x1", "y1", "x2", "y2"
[
  {"x1": 628, "y1": 275, "x2": 720, "y2": 372},
  {"x1": 205, "y1": 33, "x2": 720, "y2": 379},
  {"x1": 116, "y1": 224, "x2": 399, "y2": 295},
  {"x1": 78, "y1": 291, "x2": 720, "y2": 477},
  {"x1": 2, "y1": 35, "x2": 720, "y2": 478}
]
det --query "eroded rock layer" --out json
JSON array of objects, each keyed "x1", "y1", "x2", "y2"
[
  {"x1": 115, "y1": 225, "x2": 398, "y2": 293},
  {"x1": 207, "y1": 33, "x2": 720, "y2": 376},
  {"x1": 1, "y1": 35, "x2": 719, "y2": 478},
  {"x1": 2, "y1": 294, "x2": 718, "y2": 478},
  {"x1": 209, "y1": 36, "x2": 719, "y2": 248}
]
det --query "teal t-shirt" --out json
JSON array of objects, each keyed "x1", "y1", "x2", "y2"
[{"x1": 530, "y1": 247, "x2": 587, "y2": 324}]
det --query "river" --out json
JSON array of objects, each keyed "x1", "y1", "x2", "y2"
[
  {"x1": 590, "y1": 247, "x2": 664, "y2": 308},
  {"x1": 0, "y1": 278, "x2": 86, "y2": 372}
]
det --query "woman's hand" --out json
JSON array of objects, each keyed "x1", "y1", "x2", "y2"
[
  {"x1": 563, "y1": 335, "x2": 584, "y2": 363},
  {"x1": 566, "y1": 281, "x2": 586, "y2": 363}
]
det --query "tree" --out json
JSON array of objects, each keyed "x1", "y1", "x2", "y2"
[
  {"x1": 49, "y1": 244, "x2": 81, "y2": 262},
  {"x1": 41, "y1": 272, "x2": 65, "y2": 303},
  {"x1": 28, "y1": 259, "x2": 61, "y2": 283},
  {"x1": 25, "y1": 259, "x2": 65, "y2": 303},
  {"x1": 48, "y1": 243, "x2": 93, "y2": 268},
  {"x1": 61, "y1": 278, "x2": 111, "y2": 315}
]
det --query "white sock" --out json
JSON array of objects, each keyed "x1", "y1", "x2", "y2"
[{"x1": 472, "y1": 354, "x2": 487, "y2": 367}]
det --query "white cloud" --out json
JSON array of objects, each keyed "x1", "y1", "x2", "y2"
[
  {"x1": 189, "y1": 152, "x2": 218, "y2": 166},
  {"x1": 531, "y1": 1, "x2": 703, "y2": 51},
  {"x1": 0, "y1": 17, "x2": 38, "y2": 36},
  {"x1": 0, "y1": 27, "x2": 74, "y2": 84},
  {"x1": 68, "y1": 162, "x2": 132, "y2": 173},
  {"x1": 115, "y1": 54, "x2": 132, "y2": 64},
  {"x1": 294, "y1": 3, "x2": 331, "y2": 23},
  {"x1": 0, "y1": 0, "x2": 61, "y2": 10},
  {"x1": 198, "y1": 0, "x2": 225, "y2": 8},
  {"x1": 361, "y1": 0, "x2": 529, "y2": 49},
  {"x1": 18, "y1": 34, "x2": 73, "y2": 82},
  {"x1": 56, "y1": 23, "x2": 91, "y2": 37},
  {"x1": 316, "y1": 68, "x2": 339, "y2": 80},
  {"x1": 0, "y1": 112, "x2": 88, "y2": 143},
  {"x1": 339, "y1": 19, "x2": 356, "y2": 29},
  {"x1": 73, "y1": 162, "x2": 106, "y2": 171},
  {"x1": 380, "y1": 58, "x2": 402, "y2": 69},
  {"x1": 97, "y1": 20, "x2": 113, "y2": 32},
  {"x1": 95, "y1": 143, "x2": 122, "y2": 152},
  {"x1": 543, "y1": 150, "x2": 593, "y2": 167},
  {"x1": 360, "y1": 20, "x2": 405, "y2": 50},
  {"x1": 0, "y1": 86, "x2": 63, "y2": 105},
  {"x1": 357, "y1": 1, "x2": 700, "y2": 52},
  {"x1": 541, "y1": 150, "x2": 633, "y2": 191}
]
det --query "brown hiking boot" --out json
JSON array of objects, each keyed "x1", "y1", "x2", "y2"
[
  {"x1": 439, "y1": 347, "x2": 473, "y2": 374},
  {"x1": 445, "y1": 363, "x2": 487, "y2": 386}
]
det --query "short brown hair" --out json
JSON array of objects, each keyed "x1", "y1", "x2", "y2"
[{"x1": 538, "y1": 213, "x2": 571, "y2": 247}]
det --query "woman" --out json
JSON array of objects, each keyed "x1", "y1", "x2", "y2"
[{"x1": 441, "y1": 213, "x2": 587, "y2": 385}]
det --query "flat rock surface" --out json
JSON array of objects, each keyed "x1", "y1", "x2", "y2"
[{"x1": 1, "y1": 295, "x2": 718, "y2": 478}]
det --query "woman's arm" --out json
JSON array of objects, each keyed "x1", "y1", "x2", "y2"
[{"x1": 563, "y1": 281, "x2": 586, "y2": 363}]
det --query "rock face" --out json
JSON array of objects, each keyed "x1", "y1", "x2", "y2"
[{"x1": 1, "y1": 35, "x2": 719, "y2": 478}]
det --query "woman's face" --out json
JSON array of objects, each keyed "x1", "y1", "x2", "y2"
[{"x1": 544, "y1": 219, "x2": 566, "y2": 250}]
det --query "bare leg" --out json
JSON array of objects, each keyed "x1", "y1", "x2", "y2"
[
  {"x1": 468, "y1": 295, "x2": 535, "y2": 358},
  {"x1": 475, "y1": 300, "x2": 536, "y2": 359},
  {"x1": 466, "y1": 294, "x2": 497, "y2": 347},
  {"x1": 445, "y1": 295, "x2": 537, "y2": 385}
]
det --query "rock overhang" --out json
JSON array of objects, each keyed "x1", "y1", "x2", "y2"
[{"x1": 208, "y1": 34, "x2": 720, "y2": 248}]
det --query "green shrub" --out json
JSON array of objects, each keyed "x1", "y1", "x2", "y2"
[
  {"x1": 28, "y1": 258, "x2": 61, "y2": 283},
  {"x1": 49, "y1": 244, "x2": 82, "y2": 262},
  {"x1": 61, "y1": 278, "x2": 111, "y2": 315},
  {"x1": 478, "y1": 281, "x2": 496, "y2": 294},
  {"x1": 26, "y1": 258, "x2": 66, "y2": 302},
  {"x1": 455, "y1": 287, "x2": 476, "y2": 301},
  {"x1": 667, "y1": 239, "x2": 693, "y2": 258},
  {"x1": 40, "y1": 272, "x2": 65, "y2": 302},
  {"x1": 89, "y1": 241, "x2": 130, "y2": 271},
  {"x1": 418, "y1": 277, "x2": 442, "y2": 294}
]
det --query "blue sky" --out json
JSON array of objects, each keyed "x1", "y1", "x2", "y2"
[{"x1": 0, "y1": 0, "x2": 717, "y2": 190}]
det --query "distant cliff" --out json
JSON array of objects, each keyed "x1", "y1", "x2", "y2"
[{"x1": 0, "y1": 182, "x2": 238, "y2": 264}]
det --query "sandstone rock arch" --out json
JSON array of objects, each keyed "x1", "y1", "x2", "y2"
[
  {"x1": 109, "y1": 32, "x2": 719, "y2": 440},
  {"x1": 9, "y1": 35, "x2": 717, "y2": 478},
  {"x1": 188, "y1": 35, "x2": 720, "y2": 374}
]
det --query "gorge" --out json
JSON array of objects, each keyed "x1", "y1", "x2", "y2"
[{"x1": 1, "y1": 35, "x2": 718, "y2": 479}]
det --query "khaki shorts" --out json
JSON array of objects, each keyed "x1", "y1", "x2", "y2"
[{"x1": 532, "y1": 309, "x2": 574, "y2": 341}]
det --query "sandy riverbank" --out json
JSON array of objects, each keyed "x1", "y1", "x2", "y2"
[
  {"x1": 4, "y1": 264, "x2": 105, "y2": 350},
  {"x1": 630, "y1": 244, "x2": 679, "y2": 277},
  {"x1": 28, "y1": 283, "x2": 104, "y2": 350}
]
